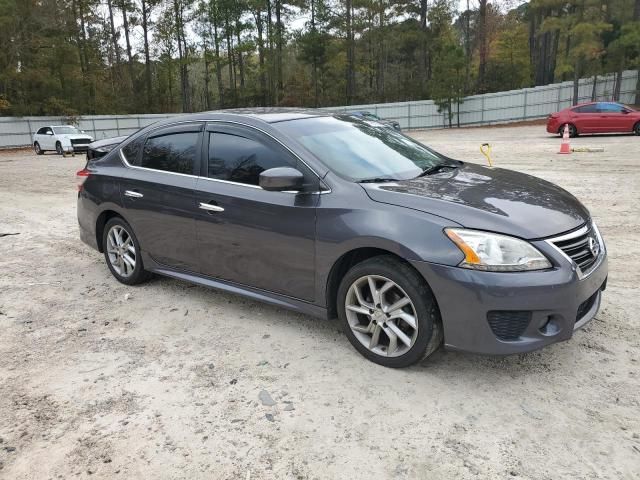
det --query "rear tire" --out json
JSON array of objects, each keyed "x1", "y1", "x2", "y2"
[
  {"x1": 34, "y1": 142, "x2": 43, "y2": 155},
  {"x1": 55, "y1": 142, "x2": 64, "y2": 155},
  {"x1": 337, "y1": 255, "x2": 443, "y2": 368},
  {"x1": 102, "y1": 217, "x2": 152, "y2": 285},
  {"x1": 634, "y1": 122, "x2": 640, "y2": 136}
]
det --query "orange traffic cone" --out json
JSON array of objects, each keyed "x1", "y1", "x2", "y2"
[{"x1": 558, "y1": 124, "x2": 571, "y2": 154}]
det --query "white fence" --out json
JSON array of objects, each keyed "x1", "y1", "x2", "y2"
[
  {"x1": 0, "y1": 114, "x2": 175, "y2": 149},
  {"x1": 0, "y1": 70, "x2": 638, "y2": 148},
  {"x1": 328, "y1": 70, "x2": 639, "y2": 130}
]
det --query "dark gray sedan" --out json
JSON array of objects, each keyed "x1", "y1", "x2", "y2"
[{"x1": 76, "y1": 108, "x2": 607, "y2": 367}]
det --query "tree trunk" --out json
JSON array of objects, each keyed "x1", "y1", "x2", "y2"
[
  {"x1": 613, "y1": 67, "x2": 623, "y2": 101},
  {"x1": 345, "y1": 0, "x2": 355, "y2": 104},
  {"x1": 636, "y1": 0, "x2": 640, "y2": 104},
  {"x1": 225, "y1": 15, "x2": 236, "y2": 106},
  {"x1": 212, "y1": 20, "x2": 224, "y2": 107},
  {"x1": 275, "y1": 0, "x2": 283, "y2": 103},
  {"x1": 266, "y1": 0, "x2": 274, "y2": 104},
  {"x1": 477, "y1": 0, "x2": 488, "y2": 91},
  {"x1": 311, "y1": 0, "x2": 319, "y2": 107},
  {"x1": 254, "y1": 9, "x2": 267, "y2": 106},
  {"x1": 120, "y1": 0, "x2": 135, "y2": 92},
  {"x1": 591, "y1": 74, "x2": 598, "y2": 101},
  {"x1": 141, "y1": 0, "x2": 153, "y2": 111},
  {"x1": 106, "y1": 0, "x2": 122, "y2": 68},
  {"x1": 572, "y1": 58, "x2": 580, "y2": 105},
  {"x1": 235, "y1": 20, "x2": 245, "y2": 97},
  {"x1": 203, "y1": 43, "x2": 211, "y2": 110},
  {"x1": 419, "y1": 0, "x2": 428, "y2": 96},
  {"x1": 376, "y1": 1, "x2": 384, "y2": 102},
  {"x1": 173, "y1": 0, "x2": 190, "y2": 112}
]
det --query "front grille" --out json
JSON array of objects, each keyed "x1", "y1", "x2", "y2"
[
  {"x1": 71, "y1": 138, "x2": 90, "y2": 145},
  {"x1": 487, "y1": 311, "x2": 532, "y2": 341},
  {"x1": 551, "y1": 225, "x2": 600, "y2": 274}
]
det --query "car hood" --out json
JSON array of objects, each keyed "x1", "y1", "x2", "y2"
[
  {"x1": 58, "y1": 134, "x2": 93, "y2": 140},
  {"x1": 361, "y1": 163, "x2": 590, "y2": 239}
]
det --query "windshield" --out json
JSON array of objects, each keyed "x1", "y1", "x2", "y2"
[
  {"x1": 54, "y1": 126, "x2": 81, "y2": 135},
  {"x1": 275, "y1": 115, "x2": 446, "y2": 181}
]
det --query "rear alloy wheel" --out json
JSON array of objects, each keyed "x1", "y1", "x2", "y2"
[
  {"x1": 55, "y1": 142, "x2": 64, "y2": 155},
  {"x1": 337, "y1": 256, "x2": 442, "y2": 368},
  {"x1": 102, "y1": 217, "x2": 152, "y2": 285},
  {"x1": 560, "y1": 123, "x2": 578, "y2": 138},
  {"x1": 34, "y1": 142, "x2": 43, "y2": 155}
]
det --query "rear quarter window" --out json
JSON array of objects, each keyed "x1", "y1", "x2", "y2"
[{"x1": 121, "y1": 136, "x2": 145, "y2": 165}]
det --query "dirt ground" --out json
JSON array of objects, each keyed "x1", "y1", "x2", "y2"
[{"x1": 0, "y1": 125, "x2": 639, "y2": 480}]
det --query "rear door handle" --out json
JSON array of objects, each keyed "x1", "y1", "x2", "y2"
[
  {"x1": 124, "y1": 190, "x2": 144, "y2": 198},
  {"x1": 199, "y1": 202, "x2": 224, "y2": 212}
]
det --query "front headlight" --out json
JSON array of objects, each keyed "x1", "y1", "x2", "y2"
[{"x1": 445, "y1": 228, "x2": 552, "y2": 272}]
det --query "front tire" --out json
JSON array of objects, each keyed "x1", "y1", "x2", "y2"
[
  {"x1": 337, "y1": 255, "x2": 443, "y2": 368},
  {"x1": 55, "y1": 142, "x2": 64, "y2": 155},
  {"x1": 102, "y1": 217, "x2": 152, "y2": 285},
  {"x1": 634, "y1": 122, "x2": 640, "y2": 136},
  {"x1": 559, "y1": 123, "x2": 578, "y2": 138},
  {"x1": 34, "y1": 142, "x2": 43, "y2": 155}
]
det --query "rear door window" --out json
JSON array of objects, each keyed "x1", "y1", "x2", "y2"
[{"x1": 141, "y1": 132, "x2": 199, "y2": 175}]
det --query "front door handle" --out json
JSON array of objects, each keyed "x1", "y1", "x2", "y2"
[
  {"x1": 199, "y1": 202, "x2": 224, "y2": 212},
  {"x1": 124, "y1": 190, "x2": 143, "y2": 198}
]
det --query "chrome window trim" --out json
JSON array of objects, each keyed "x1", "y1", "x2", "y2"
[
  {"x1": 545, "y1": 222, "x2": 605, "y2": 280},
  {"x1": 120, "y1": 150, "x2": 200, "y2": 179},
  {"x1": 119, "y1": 119, "x2": 332, "y2": 195}
]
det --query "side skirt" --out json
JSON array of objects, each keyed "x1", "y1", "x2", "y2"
[{"x1": 142, "y1": 252, "x2": 328, "y2": 320}]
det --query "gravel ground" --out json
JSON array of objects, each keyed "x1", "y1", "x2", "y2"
[{"x1": 0, "y1": 125, "x2": 639, "y2": 479}]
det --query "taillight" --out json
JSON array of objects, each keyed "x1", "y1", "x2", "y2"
[{"x1": 76, "y1": 168, "x2": 91, "y2": 191}]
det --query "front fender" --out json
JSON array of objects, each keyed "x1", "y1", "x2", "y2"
[{"x1": 314, "y1": 198, "x2": 465, "y2": 307}]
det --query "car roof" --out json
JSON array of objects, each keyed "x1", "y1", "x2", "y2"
[{"x1": 173, "y1": 107, "x2": 334, "y2": 125}]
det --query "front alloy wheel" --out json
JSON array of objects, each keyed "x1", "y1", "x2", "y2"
[
  {"x1": 56, "y1": 142, "x2": 64, "y2": 155},
  {"x1": 337, "y1": 255, "x2": 442, "y2": 367},
  {"x1": 345, "y1": 275, "x2": 419, "y2": 357}
]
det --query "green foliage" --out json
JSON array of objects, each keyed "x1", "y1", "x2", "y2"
[{"x1": 0, "y1": 0, "x2": 636, "y2": 117}]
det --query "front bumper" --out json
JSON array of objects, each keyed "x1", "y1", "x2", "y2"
[{"x1": 411, "y1": 243, "x2": 608, "y2": 355}]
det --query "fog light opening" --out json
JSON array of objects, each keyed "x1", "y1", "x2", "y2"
[{"x1": 538, "y1": 315, "x2": 561, "y2": 336}]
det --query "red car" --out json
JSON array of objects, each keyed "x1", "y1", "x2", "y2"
[{"x1": 546, "y1": 102, "x2": 640, "y2": 137}]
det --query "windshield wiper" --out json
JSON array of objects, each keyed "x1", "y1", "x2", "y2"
[
  {"x1": 417, "y1": 163, "x2": 458, "y2": 178},
  {"x1": 358, "y1": 177, "x2": 401, "y2": 183}
]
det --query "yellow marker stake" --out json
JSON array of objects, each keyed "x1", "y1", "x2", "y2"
[{"x1": 480, "y1": 143, "x2": 493, "y2": 167}]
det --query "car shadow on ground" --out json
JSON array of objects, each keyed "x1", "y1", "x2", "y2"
[{"x1": 147, "y1": 274, "x2": 579, "y2": 381}]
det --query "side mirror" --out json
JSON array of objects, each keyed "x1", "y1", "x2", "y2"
[
  {"x1": 46, "y1": 131, "x2": 54, "y2": 135},
  {"x1": 259, "y1": 167, "x2": 304, "y2": 192}
]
